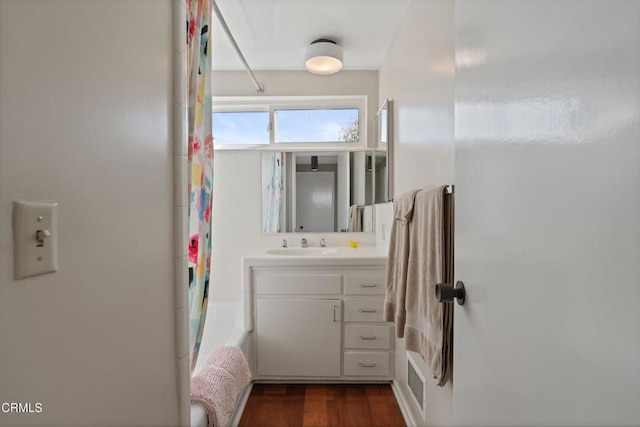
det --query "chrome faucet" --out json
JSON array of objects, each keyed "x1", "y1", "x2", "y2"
[
  {"x1": 319, "y1": 238, "x2": 326, "y2": 248},
  {"x1": 301, "y1": 238, "x2": 308, "y2": 248},
  {"x1": 281, "y1": 239, "x2": 287, "y2": 248}
]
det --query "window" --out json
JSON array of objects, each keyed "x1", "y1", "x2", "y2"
[
  {"x1": 274, "y1": 108, "x2": 359, "y2": 143},
  {"x1": 212, "y1": 96, "x2": 366, "y2": 149},
  {"x1": 212, "y1": 111, "x2": 269, "y2": 145}
]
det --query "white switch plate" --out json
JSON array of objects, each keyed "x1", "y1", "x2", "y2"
[{"x1": 13, "y1": 200, "x2": 58, "y2": 280}]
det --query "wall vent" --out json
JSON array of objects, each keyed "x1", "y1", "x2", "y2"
[{"x1": 407, "y1": 351, "x2": 427, "y2": 419}]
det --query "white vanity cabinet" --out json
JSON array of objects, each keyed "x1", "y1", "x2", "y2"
[{"x1": 251, "y1": 267, "x2": 392, "y2": 381}]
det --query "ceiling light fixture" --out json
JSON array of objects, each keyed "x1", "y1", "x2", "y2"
[{"x1": 305, "y1": 38, "x2": 343, "y2": 75}]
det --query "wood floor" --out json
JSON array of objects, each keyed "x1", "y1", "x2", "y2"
[{"x1": 238, "y1": 383, "x2": 406, "y2": 427}]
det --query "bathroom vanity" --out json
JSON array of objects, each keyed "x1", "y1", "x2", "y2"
[{"x1": 242, "y1": 247, "x2": 392, "y2": 381}]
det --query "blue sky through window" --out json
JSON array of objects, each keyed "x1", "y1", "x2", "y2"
[
  {"x1": 212, "y1": 111, "x2": 269, "y2": 145},
  {"x1": 276, "y1": 109, "x2": 358, "y2": 143},
  {"x1": 212, "y1": 108, "x2": 358, "y2": 145}
]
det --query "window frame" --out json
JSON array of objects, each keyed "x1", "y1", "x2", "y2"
[{"x1": 212, "y1": 95, "x2": 367, "y2": 151}]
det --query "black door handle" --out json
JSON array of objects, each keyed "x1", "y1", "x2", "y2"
[{"x1": 435, "y1": 281, "x2": 466, "y2": 305}]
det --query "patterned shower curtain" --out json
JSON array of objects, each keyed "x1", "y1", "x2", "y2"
[
  {"x1": 262, "y1": 152, "x2": 285, "y2": 233},
  {"x1": 187, "y1": 0, "x2": 213, "y2": 371}
]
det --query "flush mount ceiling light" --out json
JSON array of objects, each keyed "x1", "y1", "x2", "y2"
[{"x1": 305, "y1": 38, "x2": 343, "y2": 75}]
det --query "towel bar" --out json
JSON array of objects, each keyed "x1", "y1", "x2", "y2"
[{"x1": 390, "y1": 185, "x2": 454, "y2": 202}]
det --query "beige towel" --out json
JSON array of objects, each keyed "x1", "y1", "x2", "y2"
[
  {"x1": 190, "y1": 346, "x2": 252, "y2": 427},
  {"x1": 403, "y1": 186, "x2": 454, "y2": 386},
  {"x1": 348, "y1": 205, "x2": 363, "y2": 232},
  {"x1": 383, "y1": 189, "x2": 421, "y2": 337}
]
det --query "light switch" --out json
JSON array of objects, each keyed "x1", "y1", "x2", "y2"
[{"x1": 13, "y1": 200, "x2": 58, "y2": 279}]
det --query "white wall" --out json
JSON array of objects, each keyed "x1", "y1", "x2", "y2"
[
  {"x1": 379, "y1": 1, "x2": 455, "y2": 195},
  {"x1": 213, "y1": 70, "x2": 379, "y2": 147},
  {"x1": 375, "y1": 202, "x2": 394, "y2": 249},
  {"x1": 0, "y1": 2, "x2": 178, "y2": 426},
  {"x1": 378, "y1": 0, "x2": 455, "y2": 425}
]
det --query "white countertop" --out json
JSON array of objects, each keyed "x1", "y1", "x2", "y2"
[{"x1": 242, "y1": 245, "x2": 388, "y2": 267}]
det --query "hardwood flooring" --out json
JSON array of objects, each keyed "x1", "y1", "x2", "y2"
[{"x1": 238, "y1": 383, "x2": 406, "y2": 427}]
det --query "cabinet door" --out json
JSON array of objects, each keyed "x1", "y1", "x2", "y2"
[{"x1": 256, "y1": 298, "x2": 341, "y2": 377}]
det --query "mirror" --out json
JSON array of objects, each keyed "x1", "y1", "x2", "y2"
[
  {"x1": 376, "y1": 99, "x2": 393, "y2": 201},
  {"x1": 373, "y1": 150, "x2": 388, "y2": 203},
  {"x1": 261, "y1": 150, "x2": 386, "y2": 234}
]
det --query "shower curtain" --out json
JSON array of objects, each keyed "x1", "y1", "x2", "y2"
[
  {"x1": 187, "y1": 0, "x2": 213, "y2": 371},
  {"x1": 262, "y1": 152, "x2": 285, "y2": 233}
]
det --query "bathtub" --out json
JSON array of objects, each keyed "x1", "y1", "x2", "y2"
[{"x1": 190, "y1": 301, "x2": 251, "y2": 427}]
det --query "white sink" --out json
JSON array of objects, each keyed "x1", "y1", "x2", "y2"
[{"x1": 266, "y1": 247, "x2": 339, "y2": 256}]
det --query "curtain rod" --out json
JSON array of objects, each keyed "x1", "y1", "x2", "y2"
[{"x1": 211, "y1": 0, "x2": 264, "y2": 94}]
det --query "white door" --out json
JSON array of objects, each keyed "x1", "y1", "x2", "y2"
[
  {"x1": 454, "y1": 2, "x2": 640, "y2": 426},
  {"x1": 296, "y1": 171, "x2": 335, "y2": 232},
  {"x1": 256, "y1": 298, "x2": 341, "y2": 377}
]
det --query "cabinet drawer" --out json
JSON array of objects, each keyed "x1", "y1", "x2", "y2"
[
  {"x1": 343, "y1": 352, "x2": 390, "y2": 376},
  {"x1": 344, "y1": 275, "x2": 385, "y2": 295},
  {"x1": 344, "y1": 325, "x2": 391, "y2": 350},
  {"x1": 255, "y1": 275, "x2": 341, "y2": 295},
  {"x1": 344, "y1": 298, "x2": 385, "y2": 322}
]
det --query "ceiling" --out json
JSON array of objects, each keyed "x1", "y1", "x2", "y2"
[{"x1": 211, "y1": 0, "x2": 409, "y2": 71}]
